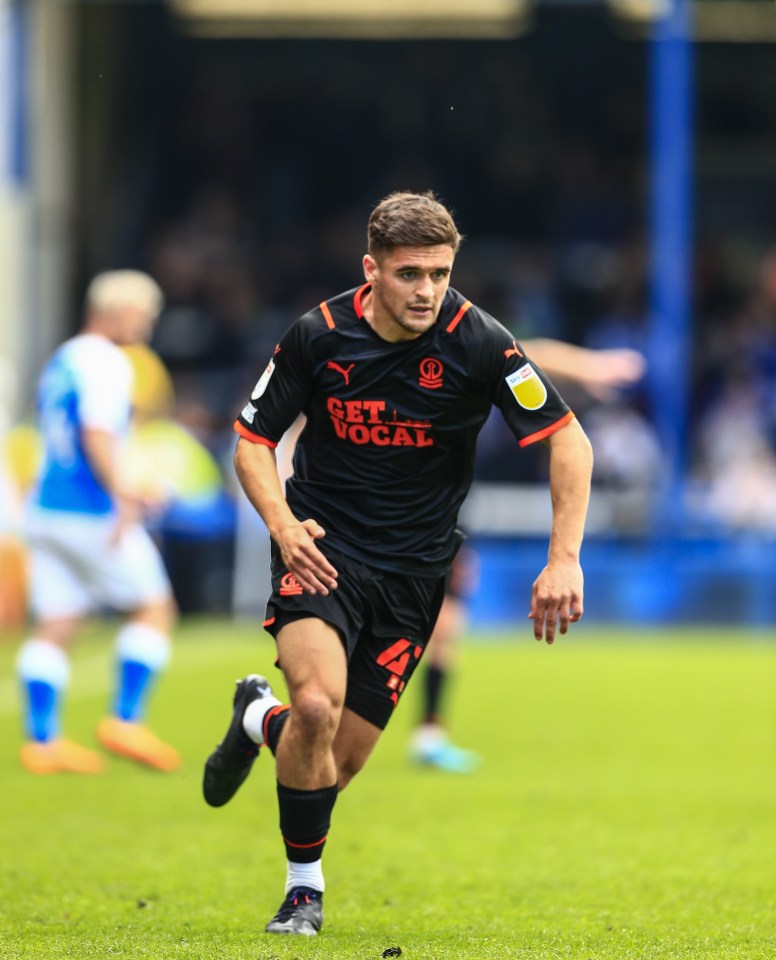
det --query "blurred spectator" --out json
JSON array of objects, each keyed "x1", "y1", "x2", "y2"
[
  {"x1": 687, "y1": 244, "x2": 776, "y2": 532},
  {"x1": 582, "y1": 401, "x2": 662, "y2": 533},
  {"x1": 690, "y1": 375, "x2": 776, "y2": 532}
]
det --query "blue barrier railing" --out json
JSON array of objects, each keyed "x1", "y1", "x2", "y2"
[{"x1": 468, "y1": 534, "x2": 776, "y2": 627}]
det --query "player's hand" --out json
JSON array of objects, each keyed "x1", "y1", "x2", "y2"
[
  {"x1": 108, "y1": 488, "x2": 145, "y2": 547},
  {"x1": 109, "y1": 485, "x2": 166, "y2": 547},
  {"x1": 576, "y1": 348, "x2": 646, "y2": 401},
  {"x1": 276, "y1": 519, "x2": 339, "y2": 595},
  {"x1": 528, "y1": 560, "x2": 584, "y2": 645}
]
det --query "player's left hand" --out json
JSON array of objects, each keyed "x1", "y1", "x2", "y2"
[
  {"x1": 109, "y1": 486, "x2": 160, "y2": 546},
  {"x1": 575, "y1": 347, "x2": 646, "y2": 401},
  {"x1": 528, "y1": 560, "x2": 584, "y2": 645}
]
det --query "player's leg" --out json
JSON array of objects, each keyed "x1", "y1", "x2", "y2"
[
  {"x1": 16, "y1": 539, "x2": 104, "y2": 774},
  {"x1": 94, "y1": 525, "x2": 181, "y2": 771},
  {"x1": 332, "y1": 706, "x2": 383, "y2": 789},
  {"x1": 255, "y1": 702, "x2": 383, "y2": 935},
  {"x1": 203, "y1": 548, "x2": 376, "y2": 935},
  {"x1": 202, "y1": 615, "x2": 348, "y2": 936},
  {"x1": 273, "y1": 616, "x2": 347, "y2": 786},
  {"x1": 111, "y1": 597, "x2": 177, "y2": 725},
  {"x1": 410, "y1": 547, "x2": 480, "y2": 773},
  {"x1": 409, "y1": 593, "x2": 479, "y2": 773},
  {"x1": 421, "y1": 591, "x2": 464, "y2": 722},
  {"x1": 261, "y1": 617, "x2": 347, "y2": 935},
  {"x1": 203, "y1": 673, "x2": 286, "y2": 807}
]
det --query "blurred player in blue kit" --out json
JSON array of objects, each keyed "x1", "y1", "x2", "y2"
[
  {"x1": 15, "y1": 270, "x2": 180, "y2": 775},
  {"x1": 203, "y1": 192, "x2": 593, "y2": 937}
]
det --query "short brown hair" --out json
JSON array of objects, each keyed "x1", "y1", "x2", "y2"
[{"x1": 367, "y1": 191, "x2": 463, "y2": 257}]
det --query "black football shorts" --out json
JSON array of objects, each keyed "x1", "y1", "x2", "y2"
[{"x1": 263, "y1": 545, "x2": 446, "y2": 730}]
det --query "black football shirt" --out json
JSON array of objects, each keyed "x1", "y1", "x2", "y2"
[{"x1": 235, "y1": 284, "x2": 574, "y2": 576}]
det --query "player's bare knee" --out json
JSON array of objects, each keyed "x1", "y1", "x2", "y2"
[
  {"x1": 37, "y1": 618, "x2": 81, "y2": 648},
  {"x1": 129, "y1": 594, "x2": 177, "y2": 634},
  {"x1": 290, "y1": 687, "x2": 341, "y2": 742}
]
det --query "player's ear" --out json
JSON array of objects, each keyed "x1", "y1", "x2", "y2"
[{"x1": 363, "y1": 254, "x2": 377, "y2": 283}]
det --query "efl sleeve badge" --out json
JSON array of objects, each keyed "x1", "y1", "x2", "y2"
[{"x1": 505, "y1": 364, "x2": 547, "y2": 411}]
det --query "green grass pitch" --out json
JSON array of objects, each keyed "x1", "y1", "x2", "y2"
[{"x1": 0, "y1": 619, "x2": 774, "y2": 959}]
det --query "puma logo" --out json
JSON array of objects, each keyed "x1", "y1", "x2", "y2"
[
  {"x1": 504, "y1": 339, "x2": 524, "y2": 359},
  {"x1": 327, "y1": 361, "x2": 355, "y2": 385}
]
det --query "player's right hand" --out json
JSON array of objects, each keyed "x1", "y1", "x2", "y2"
[
  {"x1": 109, "y1": 490, "x2": 143, "y2": 547},
  {"x1": 277, "y1": 519, "x2": 339, "y2": 595},
  {"x1": 528, "y1": 560, "x2": 584, "y2": 645}
]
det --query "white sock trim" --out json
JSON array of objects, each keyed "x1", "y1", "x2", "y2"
[
  {"x1": 16, "y1": 639, "x2": 70, "y2": 688},
  {"x1": 115, "y1": 623, "x2": 171, "y2": 671},
  {"x1": 242, "y1": 694, "x2": 282, "y2": 745},
  {"x1": 286, "y1": 859, "x2": 324, "y2": 894}
]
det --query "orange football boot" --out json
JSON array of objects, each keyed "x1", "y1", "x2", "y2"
[
  {"x1": 20, "y1": 739, "x2": 105, "y2": 775},
  {"x1": 97, "y1": 717, "x2": 181, "y2": 772}
]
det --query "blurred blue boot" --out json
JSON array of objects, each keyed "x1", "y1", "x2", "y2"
[{"x1": 409, "y1": 723, "x2": 480, "y2": 774}]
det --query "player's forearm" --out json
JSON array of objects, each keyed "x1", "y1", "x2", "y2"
[
  {"x1": 545, "y1": 419, "x2": 593, "y2": 564},
  {"x1": 234, "y1": 438, "x2": 298, "y2": 539},
  {"x1": 524, "y1": 340, "x2": 646, "y2": 398},
  {"x1": 81, "y1": 427, "x2": 120, "y2": 496},
  {"x1": 522, "y1": 339, "x2": 583, "y2": 380},
  {"x1": 83, "y1": 427, "x2": 142, "y2": 536}
]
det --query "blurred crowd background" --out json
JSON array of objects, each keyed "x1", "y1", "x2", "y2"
[{"x1": 3, "y1": 0, "x2": 776, "y2": 625}]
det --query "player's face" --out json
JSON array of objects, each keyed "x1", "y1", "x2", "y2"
[
  {"x1": 108, "y1": 304, "x2": 158, "y2": 346},
  {"x1": 363, "y1": 245, "x2": 455, "y2": 342}
]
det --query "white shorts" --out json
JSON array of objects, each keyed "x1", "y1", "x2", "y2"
[{"x1": 25, "y1": 507, "x2": 172, "y2": 619}]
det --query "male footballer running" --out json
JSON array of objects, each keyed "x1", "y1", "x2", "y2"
[{"x1": 203, "y1": 191, "x2": 593, "y2": 936}]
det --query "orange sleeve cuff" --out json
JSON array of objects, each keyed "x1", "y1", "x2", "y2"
[
  {"x1": 233, "y1": 420, "x2": 278, "y2": 448},
  {"x1": 518, "y1": 411, "x2": 575, "y2": 448}
]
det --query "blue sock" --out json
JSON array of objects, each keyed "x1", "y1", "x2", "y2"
[
  {"x1": 111, "y1": 624, "x2": 171, "y2": 723},
  {"x1": 114, "y1": 659, "x2": 156, "y2": 722},
  {"x1": 24, "y1": 679, "x2": 60, "y2": 742},
  {"x1": 16, "y1": 639, "x2": 70, "y2": 743}
]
